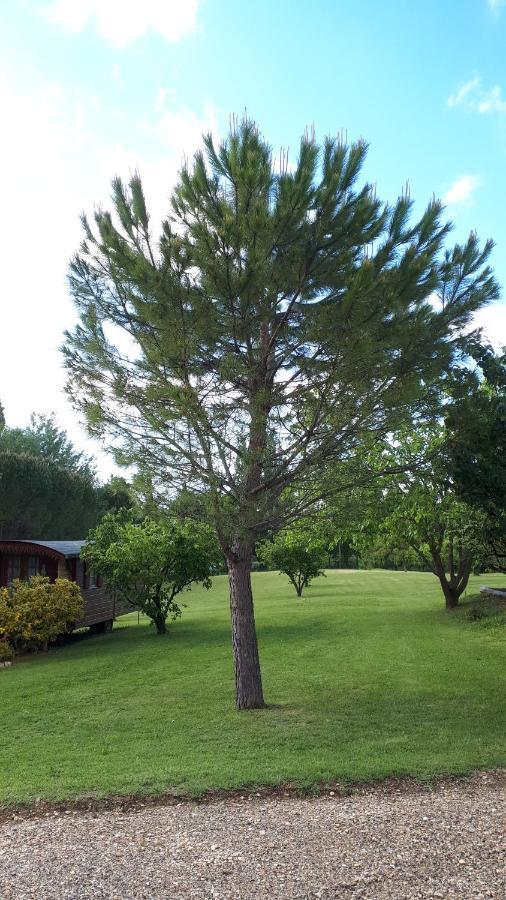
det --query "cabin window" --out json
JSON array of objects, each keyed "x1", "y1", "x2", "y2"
[
  {"x1": 75, "y1": 560, "x2": 84, "y2": 587},
  {"x1": 7, "y1": 556, "x2": 20, "y2": 584},
  {"x1": 19, "y1": 555, "x2": 39, "y2": 580},
  {"x1": 87, "y1": 569, "x2": 101, "y2": 589}
]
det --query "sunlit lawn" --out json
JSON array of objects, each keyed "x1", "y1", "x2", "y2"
[{"x1": 1, "y1": 569, "x2": 504, "y2": 804}]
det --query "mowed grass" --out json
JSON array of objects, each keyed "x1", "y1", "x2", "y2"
[{"x1": 1, "y1": 570, "x2": 505, "y2": 804}]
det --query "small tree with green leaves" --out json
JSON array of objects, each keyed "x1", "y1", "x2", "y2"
[
  {"x1": 258, "y1": 526, "x2": 327, "y2": 596},
  {"x1": 82, "y1": 513, "x2": 221, "y2": 633},
  {"x1": 352, "y1": 428, "x2": 488, "y2": 608}
]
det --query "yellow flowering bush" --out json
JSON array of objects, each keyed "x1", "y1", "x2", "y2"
[{"x1": 0, "y1": 576, "x2": 83, "y2": 651}]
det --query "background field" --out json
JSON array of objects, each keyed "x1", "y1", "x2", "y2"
[{"x1": 1, "y1": 570, "x2": 505, "y2": 804}]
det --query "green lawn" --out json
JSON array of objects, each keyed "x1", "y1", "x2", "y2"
[{"x1": 1, "y1": 570, "x2": 505, "y2": 804}]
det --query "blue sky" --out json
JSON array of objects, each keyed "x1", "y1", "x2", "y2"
[{"x1": 1, "y1": 0, "x2": 505, "y2": 475}]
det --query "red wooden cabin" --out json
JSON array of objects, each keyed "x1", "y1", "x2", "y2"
[{"x1": 0, "y1": 539, "x2": 131, "y2": 632}]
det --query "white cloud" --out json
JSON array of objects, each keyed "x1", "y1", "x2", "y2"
[
  {"x1": 155, "y1": 86, "x2": 177, "y2": 112},
  {"x1": 488, "y1": 0, "x2": 505, "y2": 11},
  {"x1": 447, "y1": 77, "x2": 506, "y2": 113},
  {"x1": 473, "y1": 304, "x2": 506, "y2": 352},
  {"x1": 477, "y1": 85, "x2": 506, "y2": 113},
  {"x1": 447, "y1": 77, "x2": 481, "y2": 108},
  {"x1": 146, "y1": 102, "x2": 217, "y2": 156},
  {"x1": 443, "y1": 174, "x2": 481, "y2": 206},
  {"x1": 111, "y1": 63, "x2": 123, "y2": 86},
  {"x1": 42, "y1": 0, "x2": 200, "y2": 46},
  {"x1": 0, "y1": 59, "x2": 215, "y2": 476}
]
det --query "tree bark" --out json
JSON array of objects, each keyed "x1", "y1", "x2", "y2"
[
  {"x1": 227, "y1": 545, "x2": 265, "y2": 710},
  {"x1": 153, "y1": 612, "x2": 167, "y2": 634},
  {"x1": 429, "y1": 540, "x2": 470, "y2": 610},
  {"x1": 439, "y1": 578, "x2": 461, "y2": 610}
]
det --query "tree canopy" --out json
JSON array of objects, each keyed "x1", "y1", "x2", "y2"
[
  {"x1": 258, "y1": 525, "x2": 328, "y2": 597},
  {"x1": 0, "y1": 413, "x2": 95, "y2": 478},
  {"x1": 445, "y1": 343, "x2": 506, "y2": 571},
  {"x1": 0, "y1": 411, "x2": 132, "y2": 539},
  {"x1": 350, "y1": 427, "x2": 487, "y2": 608},
  {"x1": 0, "y1": 451, "x2": 101, "y2": 540},
  {"x1": 82, "y1": 512, "x2": 220, "y2": 633},
  {"x1": 63, "y1": 117, "x2": 499, "y2": 708}
]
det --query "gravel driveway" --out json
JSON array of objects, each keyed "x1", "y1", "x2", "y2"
[{"x1": 0, "y1": 773, "x2": 504, "y2": 899}]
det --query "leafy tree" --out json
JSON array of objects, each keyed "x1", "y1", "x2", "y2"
[
  {"x1": 0, "y1": 401, "x2": 5, "y2": 432},
  {"x1": 0, "y1": 410, "x2": 133, "y2": 538},
  {"x1": 0, "y1": 452, "x2": 101, "y2": 539},
  {"x1": 82, "y1": 512, "x2": 220, "y2": 634},
  {"x1": 353, "y1": 537, "x2": 426, "y2": 571},
  {"x1": 352, "y1": 429, "x2": 488, "y2": 608},
  {"x1": 445, "y1": 344, "x2": 506, "y2": 571},
  {"x1": 130, "y1": 470, "x2": 164, "y2": 520},
  {"x1": 63, "y1": 117, "x2": 498, "y2": 707},
  {"x1": 0, "y1": 576, "x2": 82, "y2": 652},
  {"x1": 0, "y1": 409, "x2": 101, "y2": 538},
  {"x1": 0, "y1": 413, "x2": 95, "y2": 479},
  {"x1": 99, "y1": 475, "x2": 135, "y2": 513},
  {"x1": 258, "y1": 525, "x2": 327, "y2": 596}
]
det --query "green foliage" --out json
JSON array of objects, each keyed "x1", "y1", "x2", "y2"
[
  {"x1": 0, "y1": 413, "x2": 95, "y2": 478},
  {"x1": 457, "y1": 594, "x2": 506, "y2": 628},
  {"x1": 82, "y1": 512, "x2": 221, "y2": 633},
  {"x1": 0, "y1": 639, "x2": 14, "y2": 662},
  {"x1": 351, "y1": 427, "x2": 488, "y2": 607},
  {"x1": 258, "y1": 525, "x2": 328, "y2": 596},
  {"x1": 356, "y1": 541, "x2": 425, "y2": 571},
  {"x1": 0, "y1": 576, "x2": 83, "y2": 651},
  {"x1": 62, "y1": 117, "x2": 499, "y2": 705},
  {"x1": 445, "y1": 344, "x2": 506, "y2": 571},
  {"x1": 0, "y1": 451, "x2": 102, "y2": 540},
  {"x1": 98, "y1": 476, "x2": 135, "y2": 513},
  {"x1": 0, "y1": 412, "x2": 134, "y2": 539},
  {"x1": 62, "y1": 116, "x2": 498, "y2": 556},
  {"x1": 167, "y1": 487, "x2": 212, "y2": 523}
]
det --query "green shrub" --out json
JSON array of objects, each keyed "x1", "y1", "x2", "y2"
[
  {"x1": 0, "y1": 640, "x2": 14, "y2": 663},
  {"x1": 0, "y1": 576, "x2": 83, "y2": 652},
  {"x1": 462, "y1": 595, "x2": 506, "y2": 628}
]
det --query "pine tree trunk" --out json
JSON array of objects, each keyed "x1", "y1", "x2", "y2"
[{"x1": 227, "y1": 546, "x2": 265, "y2": 710}]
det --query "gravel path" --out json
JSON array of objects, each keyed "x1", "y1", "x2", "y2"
[{"x1": 0, "y1": 774, "x2": 504, "y2": 899}]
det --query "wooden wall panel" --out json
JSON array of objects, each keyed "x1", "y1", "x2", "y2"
[{"x1": 75, "y1": 587, "x2": 134, "y2": 628}]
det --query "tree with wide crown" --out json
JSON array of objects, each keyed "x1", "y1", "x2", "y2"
[{"x1": 62, "y1": 117, "x2": 499, "y2": 709}]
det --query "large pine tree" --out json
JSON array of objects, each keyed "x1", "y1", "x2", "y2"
[{"x1": 63, "y1": 118, "x2": 498, "y2": 708}]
